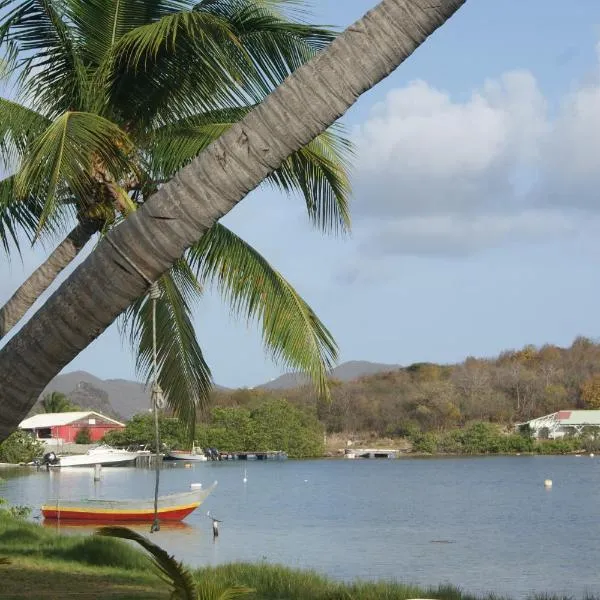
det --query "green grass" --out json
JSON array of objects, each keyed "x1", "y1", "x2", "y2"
[
  {"x1": 0, "y1": 513, "x2": 150, "y2": 569},
  {"x1": 0, "y1": 514, "x2": 595, "y2": 600}
]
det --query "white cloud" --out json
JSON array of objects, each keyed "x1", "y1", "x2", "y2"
[{"x1": 348, "y1": 47, "x2": 600, "y2": 262}]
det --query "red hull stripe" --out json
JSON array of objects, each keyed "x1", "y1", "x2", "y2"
[{"x1": 42, "y1": 505, "x2": 198, "y2": 522}]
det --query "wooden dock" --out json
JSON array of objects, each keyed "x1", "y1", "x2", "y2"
[
  {"x1": 344, "y1": 448, "x2": 397, "y2": 459},
  {"x1": 134, "y1": 454, "x2": 163, "y2": 467}
]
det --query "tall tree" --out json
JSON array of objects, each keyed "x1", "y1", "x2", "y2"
[
  {"x1": 0, "y1": 0, "x2": 352, "y2": 434},
  {"x1": 0, "y1": 0, "x2": 466, "y2": 440},
  {"x1": 41, "y1": 391, "x2": 77, "y2": 413}
]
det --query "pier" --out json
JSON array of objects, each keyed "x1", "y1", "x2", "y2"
[
  {"x1": 217, "y1": 451, "x2": 287, "y2": 461},
  {"x1": 134, "y1": 453, "x2": 163, "y2": 467},
  {"x1": 344, "y1": 448, "x2": 397, "y2": 459}
]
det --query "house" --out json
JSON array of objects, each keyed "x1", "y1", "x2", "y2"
[
  {"x1": 19, "y1": 411, "x2": 125, "y2": 443},
  {"x1": 518, "y1": 410, "x2": 600, "y2": 439}
]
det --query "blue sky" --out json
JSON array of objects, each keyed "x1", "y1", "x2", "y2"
[{"x1": 3, "y1": 0, "x2": 600, "y2": 388}]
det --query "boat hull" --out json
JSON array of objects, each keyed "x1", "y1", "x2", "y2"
[
  {"x1": 167, "y1": 451, "x2": 207, "y2": 461},
  {"x1": 42, "y1": 504, "x2": 198, "y2": 521},
  {"x1": 42, "y1": 483, "x2": 216, "y2": 522}
]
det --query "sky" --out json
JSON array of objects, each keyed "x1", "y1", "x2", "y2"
[{"x1": 3, "y1": 0, "x2": 600, "y2": 388}]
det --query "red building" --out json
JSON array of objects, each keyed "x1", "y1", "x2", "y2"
[{"x1": 19, "y1": 411, "x2": 125, "y2": 443}]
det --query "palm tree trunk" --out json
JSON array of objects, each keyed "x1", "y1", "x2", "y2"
[
  {"x1": 0, "y1": 0, "x2": 466, "y2": 440},
  {"x1": 0, "y1": 218, "x2": 101, "y2": 340}
]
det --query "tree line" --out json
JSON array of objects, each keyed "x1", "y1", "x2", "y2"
[
  {"x1": 103, "y1": 399, "x2": 324, "y2": 459},
  {"x1": 210, "y1": 337, "x2": 600, "y2": 438}
]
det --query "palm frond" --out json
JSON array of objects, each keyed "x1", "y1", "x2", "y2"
[
  {"x1": 0, "y1": 0, "x2": 89, "y2": 115},
  {"x1": 65, "y1": 0, "x2": 194, "y2": 66},
  {"x1": 15, "y1": 111, "x2": 134, "y2": 232},
  {"x1": 107, "y1": 8, "x2": 246, "y2": 125},
  {"x1": 97, "y1": 526, "x2": 196, "y2": 600},
  {"x1": 148, "y1": 109, "x2": 351, "y2": 232},
  {"x1": 197, "y1": 582, "x2": 254, "y2": 600},
  {"x1": 267, "y1": 125, "x2": 352, "y2": 233},
  {"x1": 0, "y1": 175, "x2": 43, "y2": 254},
  {"x1": 106, "y1": 0, "x2": 335, "y2": 126},
  {"x1": 0, "y1": 97, "x2": 51, "y2": 167},
  {"x1": 196, "y1": 0, "x2": 334, "y2": 99},
  {"x1": 188, "y1": 223, "x2": 337, "y2": 400},
  {"x1": 121, "y1": 261, "x2": 211, "y2": 439}
]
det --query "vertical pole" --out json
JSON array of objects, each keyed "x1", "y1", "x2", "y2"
[{"x1": 149, "y1": 282, "x2": 163, "y2": 534}]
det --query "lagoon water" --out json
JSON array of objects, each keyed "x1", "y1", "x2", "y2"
[{"x1": 2, "y1": 456, "x2": 600, "y2": 598}]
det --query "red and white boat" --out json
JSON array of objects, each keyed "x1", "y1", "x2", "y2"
[{"x1": 42, "y1": 482, "x2": 217, "y2": 522}]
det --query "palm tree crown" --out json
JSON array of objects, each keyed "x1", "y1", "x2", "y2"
[{"x1": 0, "y1": 0, "x2": 353, "y2": 433}]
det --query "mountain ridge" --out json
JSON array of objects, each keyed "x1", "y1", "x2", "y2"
[{"x1": 39, "y1": 361, "x2": 402, "y2": 418}]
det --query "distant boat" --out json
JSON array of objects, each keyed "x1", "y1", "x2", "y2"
[
  {"x1": 167, "y1": 443, "x2": 208, "y2": 462},
  {"x1": 44, "y1": 445, "x2": 140, "y2": 468},
  {"x1": 42, "y1": 482, "x2": 217, "y2": 522},
  {"x1": 167, "y1": 444, "x2": 208, "y2": 462}
]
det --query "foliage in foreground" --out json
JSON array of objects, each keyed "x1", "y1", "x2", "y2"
[
  {"x1": 0, "y1": 512, "x2": 148, "y2": 570},
  {"x1": 0, "y1": 513, "x2": 595, "y2": 600},
  {"x1": 0, "y1": 430, "x2": 45, "y2": 464},
  {"x1": 99, "y1": 527, "x2": 253, "y2": 600}
]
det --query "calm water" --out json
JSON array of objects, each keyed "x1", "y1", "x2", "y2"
[{"x1": 2, "y1": 456, "x2": 600, "y2": 598}]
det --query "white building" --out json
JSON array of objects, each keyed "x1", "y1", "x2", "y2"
[{"x1": 518, "y1": 410, "x2": 600, "y2": 439}]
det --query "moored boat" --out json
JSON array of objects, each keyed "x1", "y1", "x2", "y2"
[
  {"x1": 42, "y1": 482, "x2": 217, "y2": 522},
  {"x1": 167, "y1": 442, "x2": 208, "y2": 461},
  {"x1": 50, "y1": 445, "x2": 139, "y2": 467}
]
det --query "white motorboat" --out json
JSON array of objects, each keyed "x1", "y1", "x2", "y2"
[
  {"x1": 50, "y1": 445, "x2": 139, "y2": 467},
  {"x1": 167, "y1": 443, "x2": 207, "y2": 462}
]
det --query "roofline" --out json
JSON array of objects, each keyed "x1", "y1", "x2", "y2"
[{"x1": 20, "y1": 410, "x2": 125, "y2": 429}]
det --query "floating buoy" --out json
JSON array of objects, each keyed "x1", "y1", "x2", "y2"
[
  {"x1": 544, "y1": 479, "x2": 552, "y2": 488},
  {"x1": 591, "y1": 453, "x2": 595, "y2": 458}
]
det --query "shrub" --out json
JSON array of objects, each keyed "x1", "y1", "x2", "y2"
[
  {"x1": 0, "y1": 430, "x2": 45, "y2": 464},
  {"x1": 74, "y1": 428, "x2": 92, "y2": 444}
]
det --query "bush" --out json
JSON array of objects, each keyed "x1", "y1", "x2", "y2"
[
  {"x1": 74, "y1": 427, "x2": 92, "y2": 444},
  {"x1": 411, "y1": 432, "x2": 438, "y2": 454},
  {"x1": 197, "y1": 400, "x2": 325, "y2": 458},
  {"x1": 0, "y1": 430, "x2": 45, "y2": 464},
  {"x1": 103, "y1": 413, "x2": 187, "y2": 450}
]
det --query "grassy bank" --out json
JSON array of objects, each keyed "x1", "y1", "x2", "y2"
[{"x1": 0, "y1": 512, "x2": 589, "y2": 600}]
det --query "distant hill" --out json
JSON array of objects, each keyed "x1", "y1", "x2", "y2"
[
  {"x1": 258, "y1": 360, "x2": 402, "y2": 390},
  {"x1": 40, "y1": 371, "x2": 151, "y2": 419},
  {"x1": 36, "y1": 362, "x2": 402, "y2": 420},
  {"x1": 39, "y1": 370, "x2": 232, "y2": 419}
]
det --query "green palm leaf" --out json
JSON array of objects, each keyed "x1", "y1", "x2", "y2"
[
  {"x1": 0, "y1": 175, "x2": 44, "y2": 254},
  {"x1": 97, "y1": 526, "x2": 197, "y2": 600},
  {"x1": 188, "y1": 223, "x2": 337, "y2": 401},
  {"x1": 149, "y1": 108, "x2": 351, "y2": 232},
  {"x1": 197, "y1": 583, "x2": 254, "y2": 600},
  {"x1": 121, "y1": 261, "x2": 211, "y2": 439},
  {"x1": 197, "y1": 0, "x2": 334, "y2": 99},
  {"x1": 15, "y1": 111, "x2": 134, "y2": 232},
  {"x1": 0, "y1": 97, "x2": 50, "y2": 166},
  {"x1": 107, "y1": 0, "x2": 336, "y2": 126},
  {"x1": 0, "y1": 0, "x2": 89, "y2": 115},
  {"x1": 65, "y1": 0, "x2": 194, "y2": 65}
]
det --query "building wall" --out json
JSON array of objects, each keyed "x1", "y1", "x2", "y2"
[{"x1": 52, "y1": 423, "x2": 123, "y2": 443}]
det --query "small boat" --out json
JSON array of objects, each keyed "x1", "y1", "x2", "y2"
[
  {"x1": 42, "y1": 482, "x2": 217, "y2": 522},
  {"x1": 167, "y1": 442, "x2": 208, "y2": 462},
  {"x1": 50, "y1": 445, "x2": 139, "y2": 467}
]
